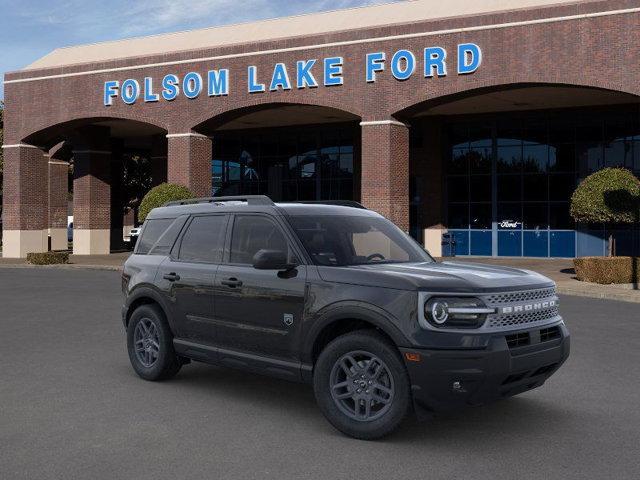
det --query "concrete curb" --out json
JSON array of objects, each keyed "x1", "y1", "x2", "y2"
[
  {"x1": 0, "y1": 263, "x2": 122, "y2": 272},
  {"x1": 556, "y1": 285, "x2": 640, "y2": 303}
]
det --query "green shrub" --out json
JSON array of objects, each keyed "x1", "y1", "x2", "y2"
[
  {"x1": 139, "y1": 183, "x2": 194, "y2": 221},
  {"x1": 574, "y1": 256, "x2": 640, "y2": 284},
  {"x1": 27, "y1": 251, "x2": 70, "y2": 265},
  {"x1": 570, "y1": 168, "x2": 640, "y2": 224}
]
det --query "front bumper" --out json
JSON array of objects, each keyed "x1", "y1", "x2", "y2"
[{"x1": 400, "y1": 320, "x2": 570, "y2": 415}]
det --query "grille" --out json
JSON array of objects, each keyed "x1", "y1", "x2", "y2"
[
  {"x1": 505, "y1": 332, "x2": 530, "y2": 348},
  {"x1": 484, "y1": 287, "x2": 556, "y2": 306},
  {"x1": 488, "y1": 306, "x2": 559, "y2": 329},
  {"x1": 540, "y1": 326, "x2": 561, "y2": 342}
]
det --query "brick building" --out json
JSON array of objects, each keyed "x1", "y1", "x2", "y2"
[{"x1": 3, "y1": 0, "x2": 640, "y2": 258}]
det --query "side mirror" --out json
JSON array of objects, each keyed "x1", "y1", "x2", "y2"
[{"x1": 252, "y1": 249, "x2": 297, "y2": 271}]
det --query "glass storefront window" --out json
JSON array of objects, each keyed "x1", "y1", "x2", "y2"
[
  {"x1": 549, "y1": 144, "x2": 575, "y2": 172},
  {"x1": 450, "y1": 148, "x2": 469, "y2": 174},
  {"x1": 470, "y1": 203, "x2": 491, "y2": 229},
  {"x1": 577, "y1": 143, "x2": 603, "y2": 174},
  {"x1": 497, "y1": 175, "x2": 521, "y2": 201},
  {"x1": 549, "y1": 174, "x2": 575, "y2": 201},
  {"x1": 497, "y1": 203, "x2": 522, "y2": 229},
  {"x1": 497, "y1": 145, "x2": 522, "y2": 173},
  {"x1": 469, "y1": 125, "x2": 492, "y2": 147},
  {"x1": 447, "y1": 176, "x2": 469, "y2": 203},
  {"x1": 470, "y1": 147, "x2": 492, "y2": 173},
  {"x1": 523, "y1": 175, "x2": 547, "y2": 202},
  {"x1": 447, "y1": 204, "x2": 469, "y2": 229},
  {"x1": 470, "y1": 175, "x2": 492, "y2": 202},
  {"x1": 549, "y1": 202, "x2": 573, "y2": 229},
  {"x1": 523, "y1": 204, "x2": 548, "y2": 230},
  {"x1": 211, "y1": 123, "x2": 356, "y2": 201},
  {"x1": 634, "y1": 142, "x2": 640, "y2": 171},
  {"x1": 523, "y1": 144, "x2": 548, "y2": 173},
  {"x1": 604, "y1": 140, "x2": 632, "y2": 168},
  {"x1": 445, "y1": 106, "x2": 639, "y2": 257}
]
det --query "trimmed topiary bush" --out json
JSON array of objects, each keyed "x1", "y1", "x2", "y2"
[
  {"x1": 570, "y1": 168, "x2": 640, "y2": 224},
  {"x1": 27, "y1": 251, "x2": 69, "y2": 265},
  {"x1": 574, "y1": 256, "x2": 639, "y2": 284},
  {"x1": 139, "y1": 183, "x2": 194, "y2": 222},
  {"x1": 570, "y1": 168, "x2": 640, "y2": 256}
]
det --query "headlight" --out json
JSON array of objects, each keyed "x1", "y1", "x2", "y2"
[{"x1": 422, "y1": 297, "x2": 494, "y2": 329}]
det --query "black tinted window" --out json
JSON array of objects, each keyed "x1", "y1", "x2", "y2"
[
  {"x1": 289, "y1": 215, "x2": 432, "y2": 266},
  {"x1": 230, "y1": 216, "x2": 289, "y2": 264},
  {"x1": 136, "y1": 218, "x2": 173, "y2": 254},
  {"x1": 178, "y1": 215, "x2": 227, "y2": 263},
  {"x1": 148, "y1": 216, "x2": 188, "y2": 255}
]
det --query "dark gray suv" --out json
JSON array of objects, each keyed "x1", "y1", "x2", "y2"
[{"x1": 122, "y1": 195, "x2": 570, "y2": 439}]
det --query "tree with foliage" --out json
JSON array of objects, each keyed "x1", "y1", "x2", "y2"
[
  {"x1": 139, "y1": 183, "x2": 194, "y2": 222},
  {"x1": 570, "y1": 167, "x2": 640, "y2": 256},
  {"x1": 121, "y1": 153, "x2": 152, "y2": 214}
]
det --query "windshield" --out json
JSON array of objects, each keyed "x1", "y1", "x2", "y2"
[{"x1": 288, "y1": 215, "x2": 434, "y2": 266}]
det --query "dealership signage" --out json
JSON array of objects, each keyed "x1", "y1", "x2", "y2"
[{"x1": 103, "y1": 43, "x2": 481, "y2": 106}]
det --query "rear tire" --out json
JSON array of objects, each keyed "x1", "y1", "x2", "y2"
[
  {"x1": 127, "y1": 304, "x2": 182, "y2": 381},
  {"x1": 313, "y1": 330, "x2": 410, "y2": 440}
]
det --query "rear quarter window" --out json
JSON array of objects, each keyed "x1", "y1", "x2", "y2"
[{"x1": 136, "y1": 218, "x2": 174, "y2": 254}]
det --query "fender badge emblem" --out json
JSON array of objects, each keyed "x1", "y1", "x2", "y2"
[{"x1": 283, "y1": 314, "x2": 294, "y2": 326}]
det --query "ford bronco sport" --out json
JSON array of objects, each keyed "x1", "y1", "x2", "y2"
[{"x1": 122, "y1": 195, "x2": 570, "y2": 439}]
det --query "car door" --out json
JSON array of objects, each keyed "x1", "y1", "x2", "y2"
[
  {"x1": 213, "y1": 213, "x2": 307, "y2": 364},
  {"x1": 157, "y1": 214, "x2": 229, "y2": 346}
]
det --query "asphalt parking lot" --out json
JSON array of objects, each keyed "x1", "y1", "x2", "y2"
[{"x1": 1, "y1": 268, "x2": 639, "y2": 480}]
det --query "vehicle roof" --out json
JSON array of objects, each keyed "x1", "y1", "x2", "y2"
[{"x1": 146, "y1": 201, "x2": 381, "y2": 220}]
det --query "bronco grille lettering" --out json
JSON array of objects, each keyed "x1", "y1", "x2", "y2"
[{"x1": 500, "y1": 299, "x2": 555, "y2": 315}]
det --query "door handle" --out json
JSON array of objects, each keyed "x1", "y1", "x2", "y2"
[
  {"x1": 221, "y1": 278, "x2": 243, "y2": 288},
  {"x1": 163, "y1": 272, "x2": 180, "y2": 282}
]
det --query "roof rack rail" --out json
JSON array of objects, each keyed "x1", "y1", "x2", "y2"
[
  {"x1": 163, "y1": 195, "x2": 275, "y2": 207},
  {"x1": 292, "y1": 200, "x2": 367, "y2": 209}
]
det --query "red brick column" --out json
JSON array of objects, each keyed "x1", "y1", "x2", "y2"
[
  {"x1": 48, "y1": 159, "x2": 69, "y2": 251},
  {"x1": 70, "y1": 127, "x2": 112, "y2": 255},
  {"x1": 150, "y1": 134, "x2": 168, "y2": 187},
  {"x1": 360, "y1": 120, "x2": 410, "y2": 232},
  {"x1": 167, "y1": 133, "x2": 212, "y2": 197},
  {"x1": 1, "y1": 144, "x2": 49, "y2": 258},
  {"x1": 72, "y1": 149, "x2": 112, "y2": 255}
]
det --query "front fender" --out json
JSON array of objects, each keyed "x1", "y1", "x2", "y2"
[{"x1": 302, "y1": 300, "x2": 411, "y2": 365}]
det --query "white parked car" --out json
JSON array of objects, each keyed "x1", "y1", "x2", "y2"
[
  {"x1": 127, "y1": 227, "x2": 141, "y2": 250},
  {"x1": 67, "y1": 216, "x2": 74, "y2": 242}
]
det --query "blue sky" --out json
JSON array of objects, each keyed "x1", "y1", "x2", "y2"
[{"x1": 0, "y1": 0, "x2": 397, "y2": 100}]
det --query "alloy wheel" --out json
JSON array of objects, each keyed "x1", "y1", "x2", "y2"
[
  {"x1": 329, "y1": 350, "x2": 395, "y2": 422},
  {"x1": 133, "y1": 318, "x2": 160, "y2": 368}
]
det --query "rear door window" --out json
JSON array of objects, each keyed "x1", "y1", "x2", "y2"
[
  {"x1": 136, "y1": 218, "x2": 174, "y2": 254},
  {"x1": 177, "y1": 215, "x2": 228, "y2": 263}
]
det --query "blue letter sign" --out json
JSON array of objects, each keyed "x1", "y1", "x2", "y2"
[
  {"x1": 102, "y1": 45, "x2": 483, "y2": 105},
  {"x1": 457, "y1": 43, "x2": 482, "y2": 74}
]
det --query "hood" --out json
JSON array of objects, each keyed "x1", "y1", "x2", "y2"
[{"x1": 317, "y1": 260, "x2": 554, "y2": 293}]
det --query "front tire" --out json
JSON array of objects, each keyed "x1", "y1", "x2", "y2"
[
  {"x1": 127, "y1": 304, "x2": 182, "y2": 381},
  {"x1": 313, "y1": 330, "x2": 410, "y2": 440}
]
